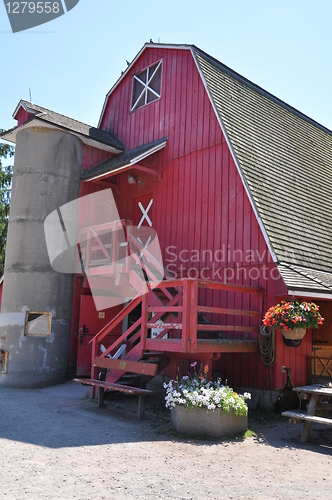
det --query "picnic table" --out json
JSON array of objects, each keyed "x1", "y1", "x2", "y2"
[{"x1": 282, "y1": 384, "x2": 332, "y2": 443}]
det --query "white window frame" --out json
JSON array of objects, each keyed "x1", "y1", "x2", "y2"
[{"x1": 131, "y1": 60, "x2": 162, "y2": 112}]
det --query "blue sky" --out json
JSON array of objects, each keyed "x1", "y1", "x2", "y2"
[{"x1": 1, "y1": 0, "x2": 332, "y2": 137}]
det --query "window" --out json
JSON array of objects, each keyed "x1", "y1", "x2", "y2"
[
  {"x1": 131, "y1": 60, "x2": 162, "y2": 111},
  {"x1": 25, "y1": 311, "x2": 52, "y2": 337}
]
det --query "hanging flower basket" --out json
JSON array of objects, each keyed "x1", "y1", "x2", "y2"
[
  {"x1": 281, "y1": 327, "x2": 307, "y2": 340},
  {"x1": 263, "y1": 300, "x2": 323, "y2": 342}
]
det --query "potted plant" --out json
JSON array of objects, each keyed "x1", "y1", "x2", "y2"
[
  {"x1": 163, "y1": 363, "x2": 250, "y2": 437},
  {"x1": 262, "y1": 300, "x2": 324, "y2": 341}
]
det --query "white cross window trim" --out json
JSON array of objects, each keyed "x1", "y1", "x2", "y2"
[
  {"x1": 138, "y1": 199, "x2": 153, "y2": 229},
  {"x1": 131, "y1": 61, "x2": 162, "y2": 112}
]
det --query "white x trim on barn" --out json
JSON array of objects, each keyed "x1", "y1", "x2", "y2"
[{"x1": 138, "y1": 199, "x2": 153, "y2": 229}]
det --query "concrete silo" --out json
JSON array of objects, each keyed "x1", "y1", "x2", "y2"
[{"x1": 0, "y1": 101, "x2": 123, "y2": 387}]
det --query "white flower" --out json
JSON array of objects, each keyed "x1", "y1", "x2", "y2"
[{"x1": 163, "y1": 375, "x2": 249, "y2": 415}]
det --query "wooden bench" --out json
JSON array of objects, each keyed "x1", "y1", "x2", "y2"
[
  {"x1": 282, "y1": 410, "x2": 332, "y2": 426},
  {"x1": 74, "y1": 357, "x2": 158, "y2": 419},
  {"x1": 282, "y1": 384, "x2": 332, "y2": 443}
]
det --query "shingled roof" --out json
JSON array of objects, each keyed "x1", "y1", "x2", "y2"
[
  {"x1": 4, "y1": 100, "x2": 124, "y2": 152},
  {"x1": 277, "y1": 263, "x2": 332, "y2": 294},
  {"x1": 81, "y1": 137, "x2": 167, "y2": 181},
  {"x1": 192, "y1": 47, "x2": 332, "y2": 279}
]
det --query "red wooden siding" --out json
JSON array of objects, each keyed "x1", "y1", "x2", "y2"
[
  {"x1": 83, "y1": 46, "x2": 310, "y2": 390},
  {"x1": 16, "y1": 107, "x2": 34, "y2": 127},
  {"x1": 82, "y1": 144, "x2": 113, "y2": 171},
  {"x1": 100, "y1": 48, "x2": 220, "y2": 156}
]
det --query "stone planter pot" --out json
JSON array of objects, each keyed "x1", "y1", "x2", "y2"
[
  {"x1": 171, "y1": 405, "x2": 248, "y2": 437},
  {"x1": 281, "y1": 327, "x2": 306, "y2": 340}
]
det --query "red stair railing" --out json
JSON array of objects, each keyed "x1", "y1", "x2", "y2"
[
  {"x1": 90, "y1": 293, "x2": 143, "y2": 380},
  {"x1": 90, "y1": 277, "x2": 264, "y2": 380}
]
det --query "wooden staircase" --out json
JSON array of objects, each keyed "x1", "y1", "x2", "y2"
[{"x1": 79, "y1": 219, "x2": 264, "y2": 390}]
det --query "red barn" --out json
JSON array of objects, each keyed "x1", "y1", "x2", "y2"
[{"x1": 2, "y1": 43, "x2": 332, "y2": 404}]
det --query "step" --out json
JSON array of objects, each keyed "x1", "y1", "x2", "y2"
[
  {"x1": 141, "y1": 351, "x2": 165, "y2": 359},
  {"x1": 95, "y1": 356, "x2": 158, "y2": 376},
  {"x1": 117, "y1": 373, "x2": 143, "y2": 387}
]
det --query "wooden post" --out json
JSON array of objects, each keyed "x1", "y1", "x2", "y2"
[
  {"x1": 170, "y1": 356, "x2": 180, "y2": 380},
  {"x1": 189, "y1": 280, "x2": 198, "y2": 353},
  {"x1": 91, "y1": 339, "x2": 97, "y2": 379},
  {"x1": 141, "y1": 291, "x2": 148, "y2": 352},
  {"x1": 98, "y1": 368, "x2": 107, "y2": 408},
  {"x1": 138, "y1": 375, "x2": 147, "y2": 419},
  {"x1": 300, "y1": 394, "x2": 319, "y2": 444},
  {"x1": 91, "y1": 338, "x2": 97, "y2": 399},
  {"x1": 138, "y1": 395, "x2": 145, "y2": 419},
  {"x1": 181, "y1": 280, "x2": 190, "y2": 352},
  {"x1": 98, "y1": 387, "x2": 105, "y2": 408}
]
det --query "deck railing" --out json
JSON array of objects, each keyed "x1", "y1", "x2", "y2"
[
  {"x1": 89, "y1": 277, "x2": 264, "y2": 379},
  {"x1": 145, "y1": 279, "x2": 263, "y2": 353}
]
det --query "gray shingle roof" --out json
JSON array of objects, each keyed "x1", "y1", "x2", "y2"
[
  {"x1": 81, "y1": 137, "x2": 167, "y2": 181},
  {"x1": 17, "y1": 100, "x2": 125, "y2": 151},
  {"x1": 193, "y1": 48, "x2": 332, "y2": 276},
  {"x1": 277, "y1": 263, "x2": 332, "y2": 293}
]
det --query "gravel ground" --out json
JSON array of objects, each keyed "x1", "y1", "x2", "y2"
[{"x1": 0, "y1": 379, "x2": 332, "y2": 499}]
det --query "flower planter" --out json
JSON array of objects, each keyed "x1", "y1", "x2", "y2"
[
  {"x1": 281, "y1": 327, "x2": 306, "y2": 340},
  {"x1": 171, "y1": 405, "x2": 248, "y2": 437}
]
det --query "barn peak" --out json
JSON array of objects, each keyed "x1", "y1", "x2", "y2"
[{"x1": 99, "y1": 42, "x2": 332, "y2": 291}]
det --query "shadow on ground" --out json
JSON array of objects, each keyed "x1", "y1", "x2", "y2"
[
  {"x1": 1, "y1": 379, "x2": 332, "y2": 455},
  {"x1": 248, "y1": 408, "x2": 332, "y2": 456}
]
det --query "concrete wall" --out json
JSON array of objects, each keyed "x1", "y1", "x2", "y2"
[{"x1": 0, "y1": 127, "x2": 82, "y2": 387}]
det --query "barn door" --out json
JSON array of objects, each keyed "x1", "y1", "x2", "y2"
[
  {"x1": 76, "y1": 295, "x2": 122, "y2": 376},
  {"x1": 311, "y1": 301, "x2": 332, "y2": 380}
]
